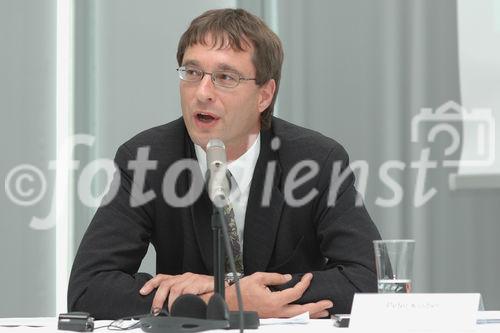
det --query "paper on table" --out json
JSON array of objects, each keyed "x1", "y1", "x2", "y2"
[
  {"x1": 259, "y1": 312, "x2": 310, "y2": 325},
  {"x1": 477, "y1": 311, "x2": 500, "y2": 325}
]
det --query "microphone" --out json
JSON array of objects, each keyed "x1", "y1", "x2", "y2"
[
  {"x1": 206, "y1": 139, "x2": 230, "y2": 206},
  {"x1": 204, "y1": 139, "x2": 260, "y2": 332}
]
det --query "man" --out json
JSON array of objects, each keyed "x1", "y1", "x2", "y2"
[{"x1": 68, "y1": 8, "x2": 381, "y2": 320}]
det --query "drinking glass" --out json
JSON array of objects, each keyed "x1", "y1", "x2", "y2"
[{"x1": 373, "y1": 239, "x2": 415, "y2": 293}]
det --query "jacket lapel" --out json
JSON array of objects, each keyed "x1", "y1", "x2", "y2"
[
  {"x1": 191, "y1": 189, "x2": 214, "y2": 273},
  {"x1": 243, "y1": 129, "x2": 285, "y2": 274}
]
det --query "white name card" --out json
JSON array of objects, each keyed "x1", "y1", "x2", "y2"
[{"x1": 349, "y1": 293, "x2": 482, "y2": 332}]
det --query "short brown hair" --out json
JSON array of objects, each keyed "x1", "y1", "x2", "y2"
[{"x1": 177, "y1": 8, "x2": 284, "y2": 129}]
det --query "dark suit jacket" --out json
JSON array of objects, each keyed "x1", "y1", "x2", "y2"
[{"x1": 68, "y1": 117, "x2": 381, "y2": 319}]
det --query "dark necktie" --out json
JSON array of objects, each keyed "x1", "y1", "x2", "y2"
[{"x1": 223, "y1": 176, "x2": 244, "y2": 274}]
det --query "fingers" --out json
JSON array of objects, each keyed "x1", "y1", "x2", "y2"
[
  {"x1": 304, "y1": 299, "x2": 333, "y2": 317},
  {"x1": 167, "y1": 285, "x2": 185, "y2": 311},
  {"x1": 167, "y1": 284, "x2": 205, "y2": 310},
  {"x1": 144, "y1": 273, "x2": 215, "y2": 312},
  {"x1": 273, "y1": 273, "x2": 313, "y2": 304},
  {"x1": 279, "y1": 299, "x2": 333, "y2": 318},
  {"x1": 151, "y1": 278, "x2": 177, "y2": 311},
  {"x1": 310, "y1": 310, "x2": 330, "y2": 319},
  {"x1": 147, "y1": 275, "x2": 190, "y2": 311},
  {"x1": 140, "y1": 274, "x2": 172, "y2": 296},
  {"x1": 254, "y1": 272, "x2": 293, "y2": 286},
  {"x1": 158, "y1": 279, "x2": 202, "y2": 311}
]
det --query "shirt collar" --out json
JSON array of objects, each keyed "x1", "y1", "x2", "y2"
[{"x1": 194, "y1": 134, "x2": 261, "y2": 194}]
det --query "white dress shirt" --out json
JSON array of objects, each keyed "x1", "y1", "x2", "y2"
[{"x1": 194, "y1": 134, "x2": 261, "y2": 251}]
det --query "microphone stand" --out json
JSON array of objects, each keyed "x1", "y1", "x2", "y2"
[
  {"x1": 211, "y1": 200, "x2": 260, "y2": 332},
  {"x1": 140, "y1": 202, "x2": 253, "y2": 333},
  {"x1": 211, "y1": 205, "x2": 226, "y2": 298},
  {"x1": 205, "y1": 138, "x2": 259, "y2": 331},
  {"x1": 138, "y1": 205, "x2": 234, "y2": 333}
]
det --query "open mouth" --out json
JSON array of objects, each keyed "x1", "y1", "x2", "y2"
[{"x1": 196, "y1": 112, "x2": 219, "y2": 123}]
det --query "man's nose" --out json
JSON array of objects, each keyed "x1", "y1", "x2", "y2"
[{"x1": 195, "y1": 74, "x2": 216, "y2": 102}]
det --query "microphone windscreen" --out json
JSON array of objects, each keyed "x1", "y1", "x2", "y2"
[
  {"x1": 170, "y1": 294, "x2": 207, "y2": 319},
  {"x1": 206, "y1": 293, "x2": 229, "y2": 321}
]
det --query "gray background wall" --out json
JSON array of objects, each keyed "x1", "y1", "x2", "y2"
[
  {"x1": 273, "y1": 0, "x2": 500, "y2": 309},
  {"x1": 1, "y1": 0, "x2": 499, "y2": 317},
  {"x1": 0, "y1": 0, "x2": 56, "y2": 316}
]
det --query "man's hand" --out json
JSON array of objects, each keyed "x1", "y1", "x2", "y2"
[
  {"x1": 224, "y1": 272, "x2": 333, "y2": 318},
  {"x1": 139, "y1": 272, "x2": 214, "y2": 312}
]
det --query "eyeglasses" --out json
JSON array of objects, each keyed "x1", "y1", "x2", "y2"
[{"x1": 177, "y1": 66, "x2": 256, "y2": 88}]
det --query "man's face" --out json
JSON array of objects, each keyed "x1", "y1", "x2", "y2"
[{"x1": 179, "y1": 37, "x2": 274, "y2": 154}]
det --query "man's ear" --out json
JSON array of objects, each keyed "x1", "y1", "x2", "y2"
[{"x1": 257, "y1": 79, "x2": 276, "y2": 113}]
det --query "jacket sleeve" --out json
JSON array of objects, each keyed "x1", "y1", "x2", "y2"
[
  {"x1": 67, "y1": 143, "x2": 156, "y2": 319},
  {"x1": 275, "y1": 145, "x2": 380, "y2": 314}
]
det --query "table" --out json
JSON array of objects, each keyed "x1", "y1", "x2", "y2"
[{"x1": 1, "y1": 312, "x2": 500, "y2": 332}]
